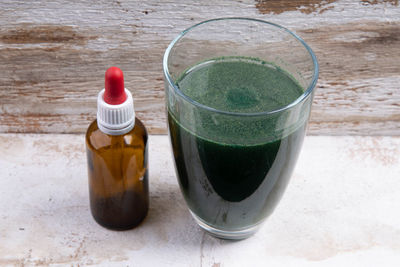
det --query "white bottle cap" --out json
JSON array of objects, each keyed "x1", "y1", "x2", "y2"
[{"x1": 97, "y1": 88, "x2": 135, "y2": 135}]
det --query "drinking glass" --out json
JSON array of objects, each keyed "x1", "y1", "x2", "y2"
[{"x1": 163, "y1": 18, "x2": 318, "y2": 239}]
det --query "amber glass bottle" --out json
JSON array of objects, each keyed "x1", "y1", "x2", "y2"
[{"x1": 85, "y1": 67, "x2": 148, "y2": 230}]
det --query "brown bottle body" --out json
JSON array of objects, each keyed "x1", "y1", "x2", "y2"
[{"x1": 85, "y1": 118, "x2": 148, "y2": 230}]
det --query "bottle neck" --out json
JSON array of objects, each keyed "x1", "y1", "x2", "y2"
[{"x1": 97, "y1": 119, "x2": 135, "y2": 135}]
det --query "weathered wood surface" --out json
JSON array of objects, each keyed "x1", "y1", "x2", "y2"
[
  {"x1": 1, "y1": 134, "x2": 400, "y2": 265},
  {"x1": 0, "y1": 0, "x2": 399, "y2": 135}
]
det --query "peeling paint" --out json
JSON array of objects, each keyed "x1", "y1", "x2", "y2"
[{"x1": 255, "y1": 0, "x2": 337, "y2": 14}]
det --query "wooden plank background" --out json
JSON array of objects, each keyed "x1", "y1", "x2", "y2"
[{"x1": 0, "y1": 0, "x2": 399, "y2": 135}]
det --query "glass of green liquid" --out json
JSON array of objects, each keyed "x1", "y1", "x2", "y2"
[{"x1": 163, "y1": 18, "x2": 318, "y2": 239}]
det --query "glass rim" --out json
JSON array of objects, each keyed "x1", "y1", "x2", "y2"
[{"x1": 163, "y1": 17, "x2": 319, "y2": 117}]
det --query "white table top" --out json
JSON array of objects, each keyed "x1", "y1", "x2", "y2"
[{"x1": 0, "y1": 134, "x2": 399, "y2": 266}]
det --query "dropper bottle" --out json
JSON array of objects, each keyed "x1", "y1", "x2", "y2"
[{"x1": 85, "y1": 67, "x2": 149, "y2": 230}]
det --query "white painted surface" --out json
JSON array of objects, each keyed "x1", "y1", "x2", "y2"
[{"x1": 0, "y1": 134, "x2": 400, "y2": 266}]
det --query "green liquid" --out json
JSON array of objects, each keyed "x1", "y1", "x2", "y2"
[
  {"x1": 178, "y1": 58, "x2": 303, "y2": 114},
  {"x1": 168, "y1": 58, "x2": 306, "y2": 230}
]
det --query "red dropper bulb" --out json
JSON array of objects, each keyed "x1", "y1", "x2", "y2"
[{"x1": 104, "y1": 67, "x2": 127, "y2": 105}]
